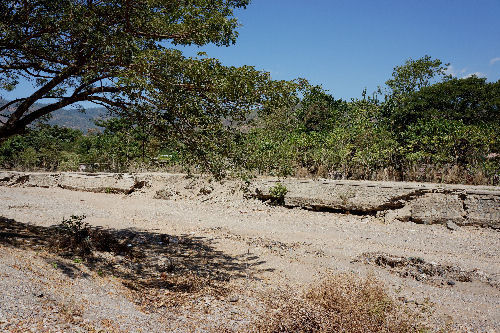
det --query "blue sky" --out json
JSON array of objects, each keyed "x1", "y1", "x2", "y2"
[
  {"x1": 180, "y1": 0, "x2": 500, "y2": 100},
  {"x1": 3, "y1": 0, "x2": 500, "y2": 102}
]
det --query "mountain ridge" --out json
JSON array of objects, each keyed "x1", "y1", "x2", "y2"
[{"x1": 0, "y1": 99, "x2": 107, "y2": 132}]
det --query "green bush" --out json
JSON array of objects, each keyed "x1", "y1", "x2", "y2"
[
  {"x1": 55, "y1": 215, "x2": 92, "y2": 255},
  {"x1": 59, "y1": 151, "x2": 80, "y2": 171},
  {"x1": 17, "y1": 147, "x2": 39, "y2": 170},
  {"x1": 401, "y1": 119, "x2": 497, "y2": 166},
  {"x1": 0, "y1": 57, "x2": 498, "y2": 185},
  {"x1": 269, "y1": 182, "x2": 288, "y2": 205}
]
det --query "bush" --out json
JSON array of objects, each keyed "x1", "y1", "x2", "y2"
[
  {"x1": 54, "y1": 215, "x2": 92, "y2": 255},
  {"x1": 269, "y1": 182, "x2": 288, "y2": 205},
  {"x1": 255, "y1": 274, "x2": 431, "y2": 332},
  {"x1": 52, "y1": 215, "x2": 127, "y2": 256},
  {"x1": 59, "y1": 151, "x2": 80, "y2": 171},
  {"x1": 17, "y1": 147, "x2": 39, "y2": 170}
]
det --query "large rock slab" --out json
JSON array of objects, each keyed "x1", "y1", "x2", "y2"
[
  {"x1": 251, "y1": 178, "x2": 500, "y2": 229},
  {"x1": 410, "y1": 193, "x2": 466, "y2": 225},
  {"x1": 58, "y1": 173, "x2": 138, "y2": 193},
  {"x1": 1, "y1": 172, "x2": 499, "y2": 228},
  {"x1": 0, "y1": 171, "x2": 141, "y2": 194},
  {"x1": 465, "y1": 195, "x2": 500, "y2": 228}
]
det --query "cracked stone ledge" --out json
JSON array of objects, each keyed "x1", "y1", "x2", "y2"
[
  {"x1": 1, "y1": 171, "x2": 499, "y2": 229},
  {"x1": 250, "y1": 178, "x2": 499, "y2": 229},
  {"x1": 0, "y1": 171, "x2": 145, "y2": 195}
]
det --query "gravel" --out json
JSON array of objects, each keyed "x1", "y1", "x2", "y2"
[{"x1": 1, "y1": 175, "x2": 499, "y2": 331}]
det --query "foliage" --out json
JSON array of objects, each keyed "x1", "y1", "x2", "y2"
[
  {"x1": 55, "y1": 215, "x2": 92, "y2": 255},
  {"x1": 401, "y1": 119, "x2": 496, "y2": 165},
  {"x1": 59, "y1": 151, "x2": 80, "y2": 171},
  {"x1": 255, "y1": 274, "x2": 432, "y2": 332},
  {"x1": 2, "y1": 2, "x2": 494, "y2": 185},
  {"x1": 17, "y1": 147, "x2": 38, "y2": 169},
  {"x1": 0, "y1": 124, "x2": 83, "y2": 170},
  {"x1": 269, "y1": 182, "x2": 288, "y2": 206},
  {"x1": 117, "y1": 49, "x2": 301, "y2": 176},
  {"x1": 383, "y1": 55, "x2": 450, "y2": 133},
  {"x1": 53, "y1": 214, "x2": 128, "y2": 256},
  {"x1": 320, "y1": 99, "x2": 397, "y2": 178},
  {"x1": 1, "y1": 0, "x2": 301, "y2": 172},
  {"x1": 1, "y1": 55, "x2": 498, "y2": 185},
  {"x1": 398, "y1": 77, "x2": 500, "y2": 128},
  {"x1": 385, "y1": 55, "x2": 450, "y2": 96},
  {"x1": 295, "y1": 85, "x2": 342, "y2": 132},
  {"x1": 0, "y1": 0, "x2": 288, "y2": 144}
]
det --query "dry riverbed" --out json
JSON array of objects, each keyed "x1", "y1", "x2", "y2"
[{"x1": 0, "y1": 174, "x2": 499, "y2": 332}]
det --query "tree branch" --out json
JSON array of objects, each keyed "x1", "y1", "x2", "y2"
[
  {"x1": 19, "y1": 86, "x2": 124, "y2": 125},
  {"x1": 0, "y1": 98, "x2": 26, "y2": 114},
  {"x1": 88, "y1": 96, "x2": 130, "y2": 109},
  {"x1": 72, "y1": 74, "x2": 117, "y2": 95},
  {"x1": 0, "y1": 61, "x2": 61, "y2": 75},
  {"x1": 5, "y1": 65, "x2": 82, "y2": 127}
]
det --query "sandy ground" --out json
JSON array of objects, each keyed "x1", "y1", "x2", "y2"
[{"x1": 0, "y1": 179, "x2": 499, "y2": 332}]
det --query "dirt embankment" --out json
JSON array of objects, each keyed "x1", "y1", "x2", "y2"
[
  {"x1": 2, "y1": 171, "x2": 499, "y2": 228},
  {"x1": 0, "y1": 172, "x2": 499, "y2": 332}
]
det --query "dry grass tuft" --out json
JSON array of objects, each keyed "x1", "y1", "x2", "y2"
[{"x1": 254, "y1": 273, "x2": 431, "y2": 333}]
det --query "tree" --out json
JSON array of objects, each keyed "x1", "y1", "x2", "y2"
[
  {"x1": 0, "y1": 123, "x2": 83, "y2": 169},
  {"x1": 0, "y1": 0, "x2": 292, "y2": 142},
  {"x1": 116, "y1": 50, "x2": 300, "y2": 175},
  {"x1": 385, "y1": 55, "x2": 450, "y2": 96},
  {"x1": 295, "y1": 85, "x2": 343, "y2": 133},
  {"x1": 401, "y1": 76, "x2": 500, "y2": 126},
  {"x1": 382, "y1": 55, "x2": 451, "y2": 133}
]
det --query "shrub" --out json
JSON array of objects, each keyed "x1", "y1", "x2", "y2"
[
  {"x1": 17, "y1": 147, "x2": 39, "y2": 170},
  {"x1": 54, "y1": 215, "x2": 92, "y2": 255},
  {"x1": 58, "y1": 151, "x2": 80, "y2": 171},
  {"x1": 269, "y1": 182, "x2": 288, "y2": 205},
  {"x1": 52, "y1": 215, "x2": 127, "y2": 256},
  {"x1": 255, "y1": 274, "x2": 431, "y2": 332}
]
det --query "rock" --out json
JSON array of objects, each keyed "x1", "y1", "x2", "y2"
[
  {"x1": 229, "y1": 295, "x2": 239, "y2": 302},
  {"x1": 446, "y1": 221, "x2": 460, "y2": 231},
  {"x1": 154, "y1": 189, "x2": 175, "y2": 199},
  {"x1": 411, "y1": 194, "x2": 465, "y2": 225},
  {"x1": 447, "y1": 280, "x2": 456, "y2": 286},
  {"x1": 157, "y1": 258, "x2": 175, "y2": 272},
  {"x1": 465, "y1": 194, "x2": 500, "y2": 229},
  {"x1": 4, "y1": 171, "x2": 500, "y2": 228},
  {"x1": 384, "y1": 206, "x2": 412, "y2": 224},
  {"x1": 251, "y1": 179, "x2": 499, "y2": 229}
]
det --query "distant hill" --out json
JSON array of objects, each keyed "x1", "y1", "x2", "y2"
[
  {"x1": 45, "y1": 106, "x2": 108, "y2": 132},
  {"x1": 0, "y1": 98, "x2": 108, "y2": 132}
]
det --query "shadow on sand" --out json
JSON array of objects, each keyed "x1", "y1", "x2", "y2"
[{"x1": 0, "y1": 216, "x2": 273, "y2": 293}]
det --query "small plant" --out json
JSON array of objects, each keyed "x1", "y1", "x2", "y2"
[
  {"x1": 269, "y1": 182, "x2": 288, "y2": 206},
  {"x1": 55, "y1": 215, "x2": 92, "y2": 255},
  {"x1": 51, "y1": 215, "x2": 129, "y2": 257},
  {"x1": 60, "y1": 215, "x2": 90, "y2": 239},
  {"x1": 338, "y1": 188, "x2": 355, "y2": 206}
]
